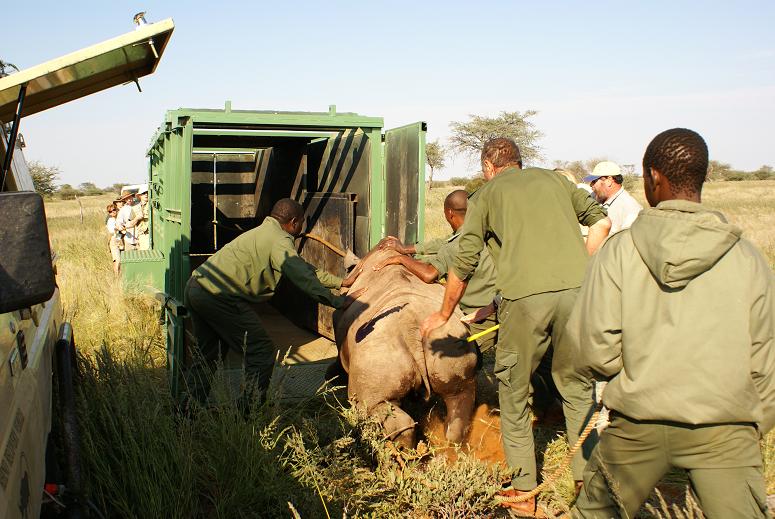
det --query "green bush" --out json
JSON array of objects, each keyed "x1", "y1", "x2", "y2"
[{"x1": 465, "y1": 175, "x2": 486, "y2": 194}]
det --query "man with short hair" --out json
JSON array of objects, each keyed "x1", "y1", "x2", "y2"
[
  {"x1": 372, "y1": 189, "x2": 499, "y2": 352},
  {"x1": 183, "y1": 198, "x2": 363, "y2": 410},
  {"x1": 584, "y1": 161, "x2": 643, "y2": 233},
  {"x1": 421, "y1": 138, "x2": 611, "y2": 514},
  {"x1": 571, "y1": 129, "x2": 775, "y2": 518}
]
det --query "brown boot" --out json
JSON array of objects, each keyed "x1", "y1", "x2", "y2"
[{"x1": 496, "y1": 488, "x2": 536, "y2": 517}]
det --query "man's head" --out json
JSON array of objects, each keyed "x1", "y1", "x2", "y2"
[
  {"x1": 481, "y1": 138, "x2": 522, "y2": 180},
  {"x1": 137, "y1": 186, "x2": 149, "y2": 204},
  {"x1": 642, "y1": 128, "x2": 708, "y2": 207},
  {"x1": 583, "y1": 161, "x2": 624, "y2": 203},
  {"x1": 120, "y1": 192, "x2": 134, "y2": 205},
  {"x1": 271, "y1": 198, "x2": 305, "y2": 236},
  {"x1": 443, "y1": 189, "x2": 468, "y2": 232}
]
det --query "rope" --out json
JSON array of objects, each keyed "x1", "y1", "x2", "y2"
[
  {"x1": 495, "y1": 406, "x2": 602, "y2": 504},
  {"x1": 302, "y1": 233, "x2": 346, "y2": 257}
]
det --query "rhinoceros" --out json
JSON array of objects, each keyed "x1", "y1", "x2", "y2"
[{"x1": 332, "y1": 248, "x2": 478, "y2": 448}]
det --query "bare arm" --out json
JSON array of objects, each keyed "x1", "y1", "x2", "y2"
[
  {"x1": 586, "y1": 217, "x2": 611, "y2": 255},
  {"x1": 373, "y1": 255, "x2": 439, "y2": 284},
  {"x1": 377, "y1": 236, "x2": 416, "y2": 255},
  {"x1": 421, "y1": 270, "x2": 468, "y2": 337}
]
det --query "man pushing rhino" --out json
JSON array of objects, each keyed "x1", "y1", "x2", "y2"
[
  {"x1": 421, "y1": 138, "x2": 611, "y2": 514},
  {"x1": 183, "y1": 198, "x2": 363, "y2": 413}
]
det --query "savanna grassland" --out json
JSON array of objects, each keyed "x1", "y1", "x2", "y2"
[{"x1": 45, "y1": 181, "x2": 775, "y2": 518}]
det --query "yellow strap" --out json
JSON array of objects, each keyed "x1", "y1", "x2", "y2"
[{"x1": 466, "y1": 323, "x2": 500, "y2": 343}]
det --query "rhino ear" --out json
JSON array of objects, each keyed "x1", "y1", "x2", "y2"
[{"x1": 343, "y1": 249, "x2": 361, "y2": 270}]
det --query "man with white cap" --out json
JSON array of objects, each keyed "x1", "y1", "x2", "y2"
[
  {"x1": 127, "y1": 185, "x2": 150, "y2": 250},
  {"x1": 116, "y1": 191, "x2": 138, "y2": 251},
  {"x1": 584, "y1": 161, "x2": 643, "y2": 234}
]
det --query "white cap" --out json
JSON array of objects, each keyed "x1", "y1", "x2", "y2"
[{"x1": 583, "y1": 161, "x2": 621, "y2": 182}]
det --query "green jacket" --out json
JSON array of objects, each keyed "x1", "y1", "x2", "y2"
[
  {"x1": 414, "y1": 236, "x2": 446, "y2": 256},
  {"x1": 192, "y1": 216, "x2": 344, "y2": 307},
  {"x1": 453, "y1": 166, "x2": 607, "y2": 300},
  {"x1": 569, "y1": 200, "x2": 775, "y2": 432},
  {"x1": 424, "y1": 232, "x2": 497, "y2": 312}
]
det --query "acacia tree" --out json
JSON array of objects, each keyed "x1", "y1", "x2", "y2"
[
  {"x1": 29, "y1": 161, "x2": 60, "y2": 197},
  {"x1": 425, "y1": 140, "x2": 446, "y2": 189},
  {"x1": 0, "y1": 59, "x2": 19, "y2": 78},
  {"x1": 448, "y1": 110, "x2": 543, "y2": 166}
]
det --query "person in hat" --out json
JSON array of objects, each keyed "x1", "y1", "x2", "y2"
[
  {"x1": 420, "y1": 138, "x2": 611, "y2": 514},
  {"x1": 570, "y1": 128, "x2": 775, "y2": 518},
  {"x1": 127, "y1": 185, "x2": 150, "y2": 250},
  {"x1": 116, "y1": 191, "x2": 138, "y2": 251},
  {"x1": 583, "y1": 161, "x2": 643, "y2": 234}
]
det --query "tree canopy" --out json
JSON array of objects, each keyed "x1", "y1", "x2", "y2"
[
  {"x1": 29, "y1": 161, "x2": 60, "y2": 196},
  {"x1": 449, "y1": 110, "x2": 543, "y2": 166},
  {"x1": 425, "y1": 140, "x2": 446, "y2": 188}
]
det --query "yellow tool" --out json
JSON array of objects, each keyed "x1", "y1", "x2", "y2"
[{"x1": 466, "y1": 323, "x2": 500, "y2": 343}]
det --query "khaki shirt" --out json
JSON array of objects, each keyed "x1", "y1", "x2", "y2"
[
  {"x1": 192, "y1": 216, "x2": 344, "y2": 307},
  {"x1": 132, "y1": 202, "x2": 150, "y2": 235},
  {"x1": 424, "y1": 233, "x2": 497, "y2": 312},
  {"x1": 453, "y1": 166, "x2": 607, "y2": 300}
]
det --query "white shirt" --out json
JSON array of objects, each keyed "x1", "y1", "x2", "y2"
[
  {"x1": 116, "y1": 204, "x2": 137, "y2": 244},
  {"x1": 106, "y1": 216, "x2": 117, "y2": 235},
  {"x1": 603, "y1": 187, "x2": 643, "y2": 234}
]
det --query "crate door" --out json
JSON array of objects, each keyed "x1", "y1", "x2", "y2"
[{"x1": 383, "y1": 122, "x2": 427, "y2": 245}]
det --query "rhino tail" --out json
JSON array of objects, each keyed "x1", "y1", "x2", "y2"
[{"x1": 417, "y1": 336, "x2": 433, "y2": 401}]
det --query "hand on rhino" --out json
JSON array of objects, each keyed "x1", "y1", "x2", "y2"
[
  {"x1": 340, "y1": 286, "x2": 367, "y2": 310},
  {"x1": 377, "y1": 235, "x2": 413, "y2": 255}
]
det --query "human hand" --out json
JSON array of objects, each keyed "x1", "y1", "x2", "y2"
[
  {"x1": 460, "y1": 302, "x2": 496, "y2": 324},
  {"x1": 341, "y1": 267, "x2": 363, "y2": 288},
  {"x1": 420, "y1": 311, "x2": 450, "y2": 338},
  {"x1": 377, "y1": 236, "x2": 408, "y2": 254},
  {"x1": 341, "y1": 287, "x2": 367, "y2": 310},
  {"x1": 372, "y1": 256, "x2": 401, "y2": 271}
]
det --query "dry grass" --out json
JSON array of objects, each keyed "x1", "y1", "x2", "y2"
[{"x1": 46, "y1": 182, "x2": 775, "y2": 518}]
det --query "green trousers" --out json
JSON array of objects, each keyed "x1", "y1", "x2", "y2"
[
  {"x1": 183, "y1": 277, "x2": 275, "y2": 406},
  {"x1": 573, "y1": 414, "x2": 768, "y2": 518},
  {"x1": 496, "y1": 289, "x2": 597, "y2": 490},
  {"x1": 466, "y1": 313, "x2": 498, "y2": 354}
]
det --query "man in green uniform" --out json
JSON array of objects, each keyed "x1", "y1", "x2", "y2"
[
  {"x1": 420, "y1": 138, "x2": 611, "y2": 514},
  {"x1": 571, "y1": 128, "x2": 775, "y2": 518},
  {"x1": 183, "y1": 198, "x2": 363, "y2": 410},
  {"x1": 372, "y1": 189, "x2": 499, "y2": 353}
]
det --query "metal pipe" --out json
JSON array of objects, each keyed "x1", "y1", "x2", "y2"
[
  {"x1": 1, "y1": 82, "x2": 27, "y2": 191},
  {"x1": 213, "y1": 154, "x2": 218, "y2": 250}
]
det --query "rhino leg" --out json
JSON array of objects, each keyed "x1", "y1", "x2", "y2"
[
  {"x1": 442, "y1": 378, "x2": 476, "y2": 444},
  {"x1": 374, "y1": 400, "x2": 416, "y2": 449}
]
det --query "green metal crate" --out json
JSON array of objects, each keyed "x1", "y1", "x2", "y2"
[{"x1": 124, "y1": 102, "x2": 426, "y2": 394}]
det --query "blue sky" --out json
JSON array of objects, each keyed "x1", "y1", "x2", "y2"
[{"x1": 5, "y1": 1, "x2": 774, "y2": 186}]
